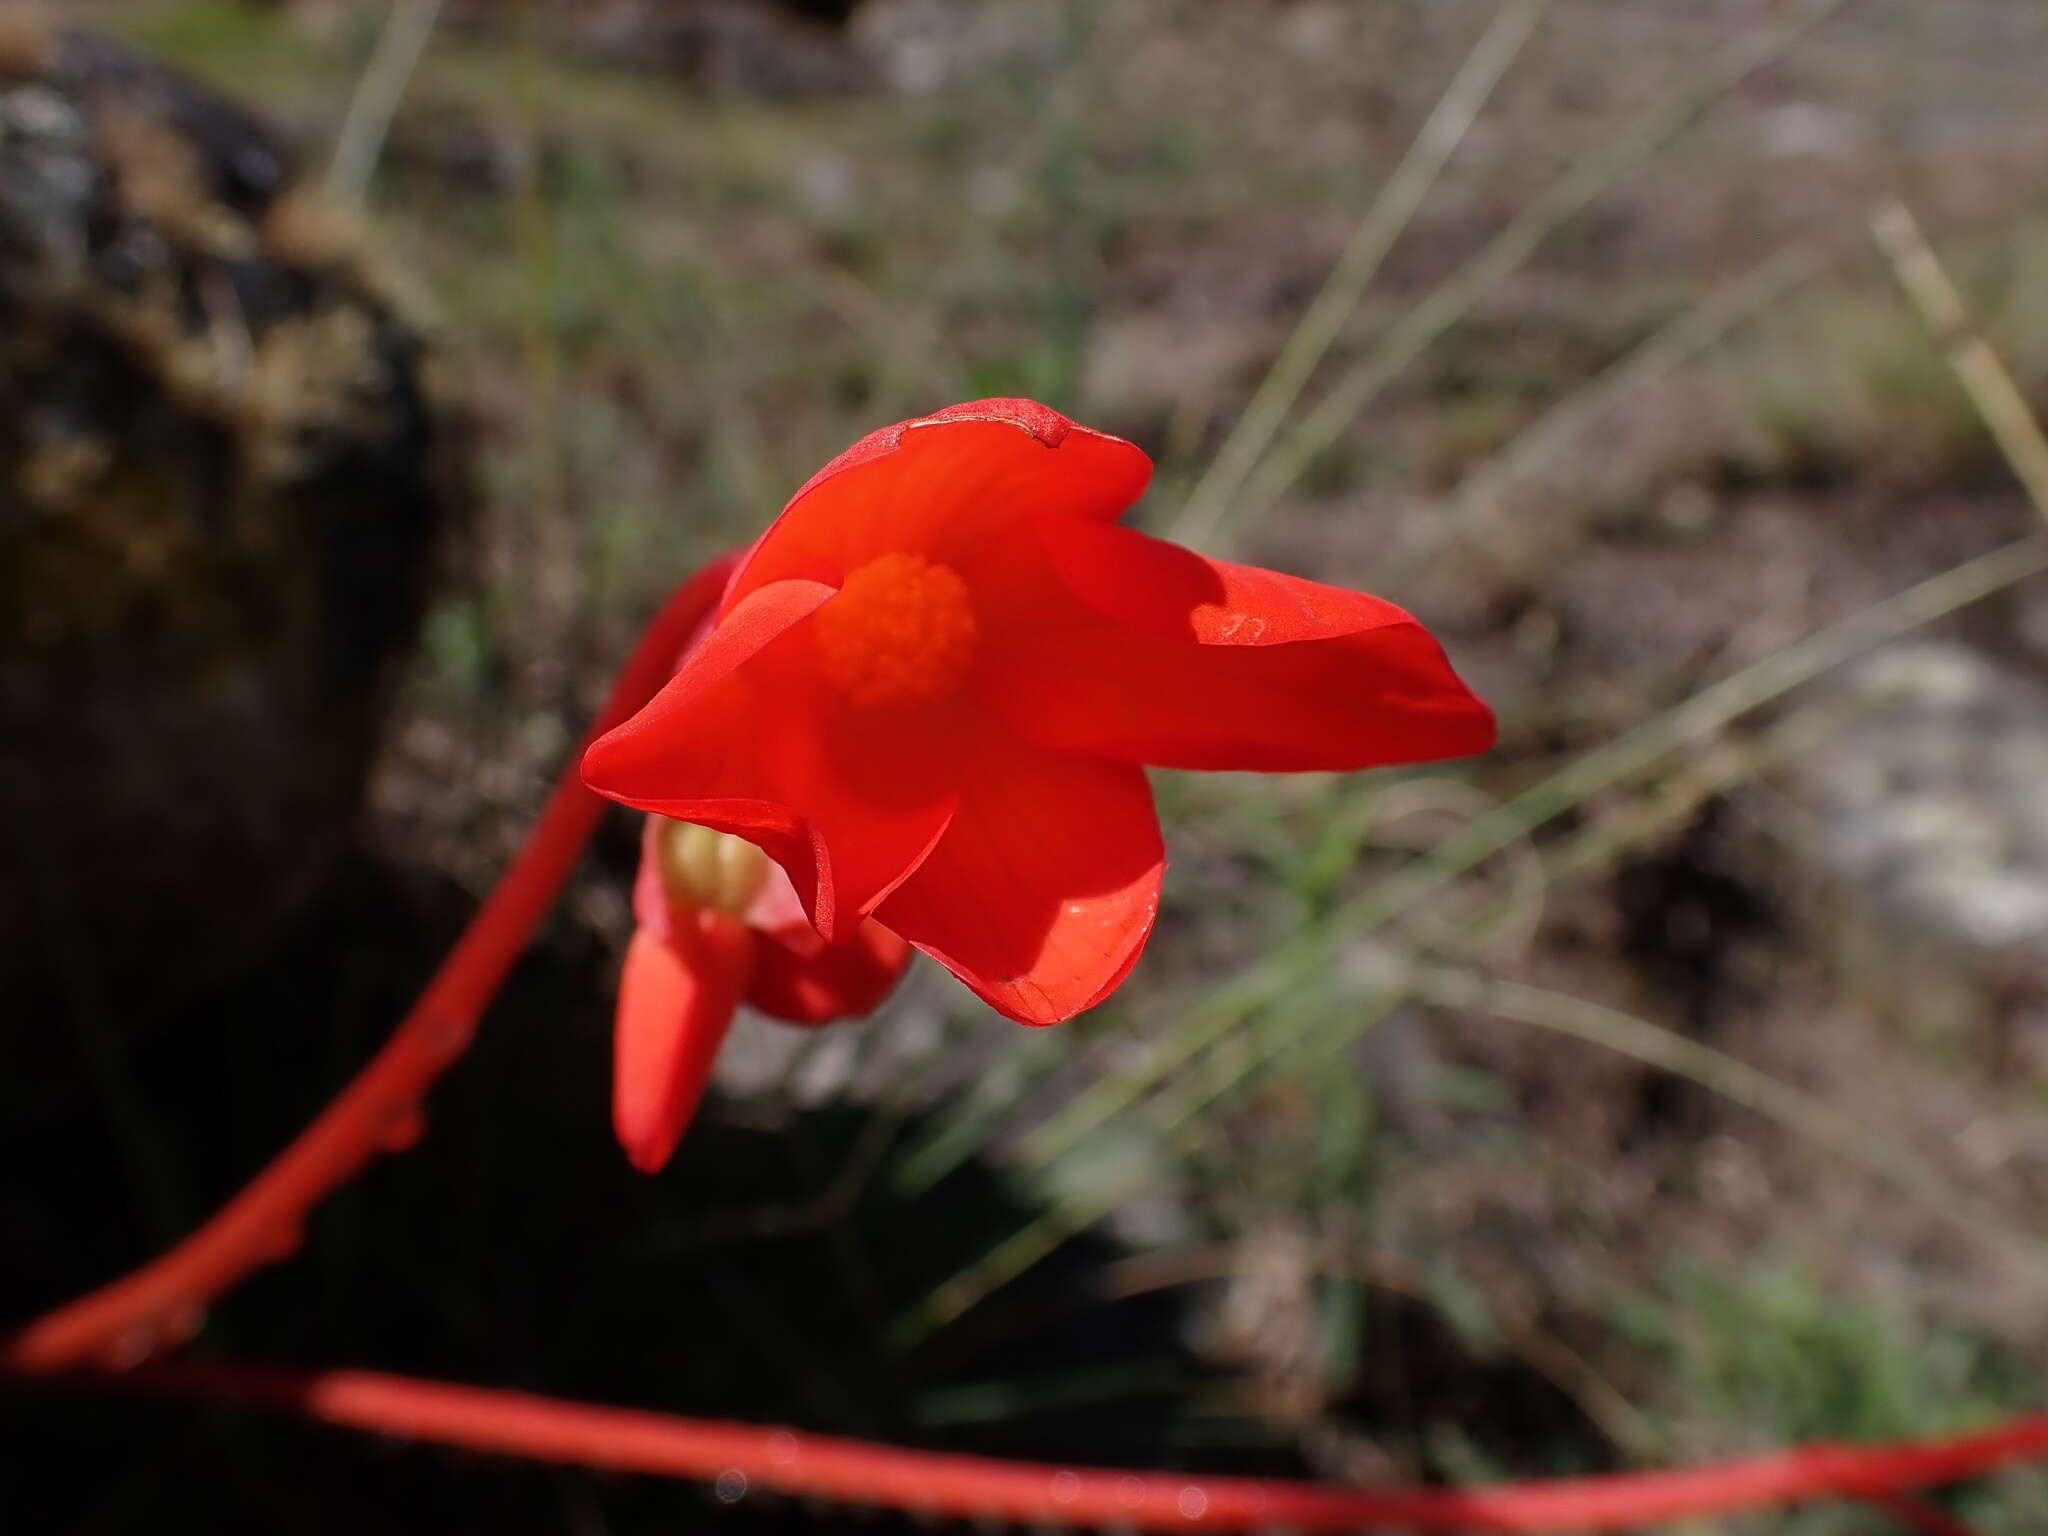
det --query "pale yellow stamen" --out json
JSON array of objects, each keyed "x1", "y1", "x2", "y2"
[{"x1": 655, "y1": 818, "x2": 771, "y2": 916}]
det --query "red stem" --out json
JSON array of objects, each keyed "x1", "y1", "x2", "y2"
[
  {"x1": 98, "y1": 1359, "x2": 2016, "y2": 1534},
  {"x1": 5, "y1": 556, "x2": 738, "y2": 1373}
]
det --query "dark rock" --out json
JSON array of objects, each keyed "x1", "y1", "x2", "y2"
[{"x1": 0, "y1": 24, "x2": 464, "y2": 1107}]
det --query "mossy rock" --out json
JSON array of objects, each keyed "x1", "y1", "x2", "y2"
[{"x1": 0, "y1": 22, "x2": 464, "y2": 1090}]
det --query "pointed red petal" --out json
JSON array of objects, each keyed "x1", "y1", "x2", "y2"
[
  {"x1": 612, "y1": 919, "x2": 752, "y2": 1173},
  {"x1": 584, "y1": 579, "x2": 959, "y2": 942},
  {"x1": 726, "y1": 400, "x2": 1153, "y2": 602},
  {"x1": 876, "y1": 730, "x2": 1163, "y2": 1026},
  {"x1": 986, "y1": 518, "x2": 1495, "y2": 771}
]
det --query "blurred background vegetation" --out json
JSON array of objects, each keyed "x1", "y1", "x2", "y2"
[{"x1": 8, "y1": 0, "x2": 2048, "y2": 1530}]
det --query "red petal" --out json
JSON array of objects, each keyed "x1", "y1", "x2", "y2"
[
  {"x1": 986, "y1": 518, "x2": 1495, "y2": 771},
  {"x1": 627, "y1": 814, "x2": 907, "y2": 1027},
  {"x1": 612, "y1": 919, "x2": 752, "y2": 1173},
  {"x1": 584, "y1": 579, "x2": 960, "y2": 942},
  {"x1": 876, "y1": 730, "x2": 1163, "y2": 1025},
  {"x1": 726, "y1": 400, "x2": 1152, "y2": 602},
  {"x1": 745, "y1": 920, "x2": 912, "y2": 1025},
  {"x1": 629, "y1": 815, "x2": 678, "y2": 940},
  {"x1": 711, "y1": 856, "x2": 913, "y2": 1024}
]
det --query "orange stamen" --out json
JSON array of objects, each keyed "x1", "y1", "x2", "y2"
[{"x1": 813, "y1": 553, "x2": 976, "y2": 710}]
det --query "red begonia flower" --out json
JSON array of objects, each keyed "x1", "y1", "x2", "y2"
[
  {"x1": 615, "y1": 815, "x2": 910, "y2": 1173},
  {"x1": 585, "y1": 398, "x2": 1493, "y2": 1027}
]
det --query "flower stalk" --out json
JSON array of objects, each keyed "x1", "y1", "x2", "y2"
[
  {"x1": 89, "y1": 1358, "x2": 2023, "y2": 1534},
  {"x1": 5, "y1": 555, "x2": 739, "y2": 1372}
]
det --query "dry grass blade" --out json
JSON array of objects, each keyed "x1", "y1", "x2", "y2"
[
  {"x1": 327, "y1": 0, "x2": 447, "y2": 203},
  {"x1": 1315, "y1": 537, "x2": 2047, "y2": 967},
  {"x1": 1425, "y1": 698, "x2": 1866, "y2": 960},
  {"x1": 1405, "y1": 242, "x2": 1833, "y2": 584},
  {"x1": 1211, "y1": 0, "x2": 1861, "y2": 546},
  {"x1": 1870, "y1": 198, "x2": 2048, "y2": 523},
  {"x1": 510, "y1": 0, "x2": 569, "y2": 603},
  {"x1": 1169, "y1": 0, "x2": 1552, "y2": 547},
  {"x1": 1406, "y1": 964, "x2": 2048, "y2": 1283},
  {"x1": 1535, "y1": 702, "x2": 1860, "y2": 891},
  {"x1": 892, "y1": 989, "x2": 1407, "y2": 1348}
]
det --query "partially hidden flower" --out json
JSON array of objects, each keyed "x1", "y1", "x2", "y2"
[
  {"x1": 614, "y1": 814, "x2": 909, "y2": 1172},
  {"x1": 586, "y1": 398, "x2": 1493, "y2": 1029}
]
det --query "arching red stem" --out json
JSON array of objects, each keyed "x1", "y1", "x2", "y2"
[
  {"x1": 5, "y1": 556, "x2": 739, "y2": 1372},
  {"x1": 98, "y1": 1360, "x2": 2013, "y2": 1534}
]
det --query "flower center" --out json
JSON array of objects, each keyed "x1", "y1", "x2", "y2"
[
  {"x1": 813, "y1": 552, "x2": 978, "y2": 710},
  {"x1": 655, "y1": 817, "x2": 771, "y2": 917}
]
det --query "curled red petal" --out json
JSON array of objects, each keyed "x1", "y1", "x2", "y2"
[
  {"x1": 726, "y1": 400, "x2": 1153, "y2": 602},
  {"x1": 585, "y1": 579, "x2": 960, "y2": 942},
  {"x1": 986, "y1": 518, "x2": 1495, "y2": 771},
  {"x1": 745, "y1": 920, "x2": 912, "y2": 1026},
  {"x1": 612, "y1": 919, "x2": 753, "y2": 1174},
  {"x1": 720, "y1": 856, "x2": 912, "y2": 1025},
  {"x1": 876, "y1": 729, "x2": 1163, "y2": 1025}
]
